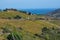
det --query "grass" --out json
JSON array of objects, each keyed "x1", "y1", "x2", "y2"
[
  {"x1": 0, "y1": 19, "x2": 58, "y2": 40},
  {"x1": 0, "y1": 11, "x2": 37, "y2": 19},
  {"x1": 0, "y1": 11, "x2": 60, "y2": 40},
  {"x1": 0, "y1": 19, "x2": 57, "y2": 34},
  {"x1": 49, "y1": 20, "x2": 60, "y2": 26}
]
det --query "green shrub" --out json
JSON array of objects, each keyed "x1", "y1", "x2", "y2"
[
  {"x1": 7, "y1": 26, "x2": 23, "y2": 40},
  {"x1": 14, "y1": 15, "x2": 21, "y2": 19},
  {"x1": 7, "y1": 31, "x2": 22, "y2": 40},
  {"x1": 1, "y1": 27, "x2": 11, "y2": 33},
  {"x1": 40, "y1": 27, "x2": 60, "y2": 40}
]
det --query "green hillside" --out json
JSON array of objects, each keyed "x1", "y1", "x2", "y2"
[
  {"x1": 0, "y1": 10, "x2": 60, "y2": 40},
  {"x1": 0, "y1": 11, "x2": 37, "y2": 19}
]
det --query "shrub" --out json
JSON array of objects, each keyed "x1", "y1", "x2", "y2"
[
  {"x1": 7, "y1": 17, "x2": 11, "y2": 19},
  {"x1": 34, "y1": 34, "x2": 40, "y2": 37},
  {"x1": 40, "y1": 27, "x2": 60, "y2": 40},
  {"x1": 7, "y1": 31, "x2": 22, "y2": 40},
  {"x1": 42, "y1": 27, "x2": 50, "y2": 33},
  {"x1": 7, "y1": 33, "x2": 22, "y2": 40},
  {"x1": 14, "y1": 15, "x2": 21, "y2": 19},
  {"x1": 7, "y1": 26, "x2": 23, "y2": 40},
  {"x1": 1, "y1": 27, "x2": 11, "y2": 33},
  {"x1": 28, "y1": 12, "x2": 31, "y2": 15}
]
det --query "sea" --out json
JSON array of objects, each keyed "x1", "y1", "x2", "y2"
[{"x1": 20, "y1": 8, "x2": 56, "y2": 14}]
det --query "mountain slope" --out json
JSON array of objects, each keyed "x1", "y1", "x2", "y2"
[
  {"x1": 0, "y1": 10, "x2": 38, "y2": 20},
  {"x1": 0, "y1": 9, "x2": 59, "y2": 40},
  {"x1": 46, "y1": 9, "x2": 60, "y2": 20}
]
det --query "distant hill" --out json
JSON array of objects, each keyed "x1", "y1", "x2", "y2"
[
  {"x1": 46, "y1": 8, "x2": 60, "y2": 20},
  {"x1": 20, "y1": 9, "x2": 55, "y2": 14}
]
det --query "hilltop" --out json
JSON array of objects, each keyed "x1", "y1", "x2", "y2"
[{"x1": 0, "y1": 8, "x2": 38, "y2": 19}]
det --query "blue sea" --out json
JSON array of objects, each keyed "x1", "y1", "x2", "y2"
[{"x1": 20, "y1": 9, "x2": 56, "y2": 14}]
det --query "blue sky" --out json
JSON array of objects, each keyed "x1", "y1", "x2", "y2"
[{"x1": 0, "y1": 0, "x2": 60, "y2": 9}]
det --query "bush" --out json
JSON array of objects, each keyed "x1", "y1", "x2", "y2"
[
  {"x1": 7, "y1": 17, "x2": 11, "y2": 19},
  {"x1": 28, "y1": 12, "x2": 32, "y2": 15},
  {"x1": 14, "y1": 15, "x2": 21, "y2": 19},
  {"x1": 40, "y1": 27, "x2": 60, "y2": 40},
  {"x1": 7, "y1": 31, "x2": 22, "y2": 40},
  {"x1": 7, "y1": 26, "x2": 23, "y2": 40},
  {"x1": 34, "y1": 34, "x2": 40, "y2": 37},
  {"x1": 1, "y1": 27, "x2": 11, "y2": 33},
  {"x1": 7, "y1": 33, "x2": 22, "y2": 40},
  {"x1": 42, "y1": 27, "x2": 50, "y2": 33}
]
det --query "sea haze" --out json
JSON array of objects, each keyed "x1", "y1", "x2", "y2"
[{"x1": 20, "y1": 9, "x2": 56, "y2": 14}]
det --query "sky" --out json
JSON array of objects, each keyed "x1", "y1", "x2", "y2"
[{"x1": 0, "y1": 0, "x2": 60, "y2": 9}]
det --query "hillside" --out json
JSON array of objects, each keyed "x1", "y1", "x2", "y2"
[
  {"x1": 0, "y1": 19, "x2": 58, "y2": 40},
  {"x1": 0, "y1": 10, "x2": 37, "y2": 19},
  {"x1": 45, "y1": 8, "x2": 60, "y2": 26},
  {"x1": 46, "y1": 9, "x2": 60, "y2": 20},
  {"x1": 0, "y1": 9, "x2": 60, "y2": 40}
]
